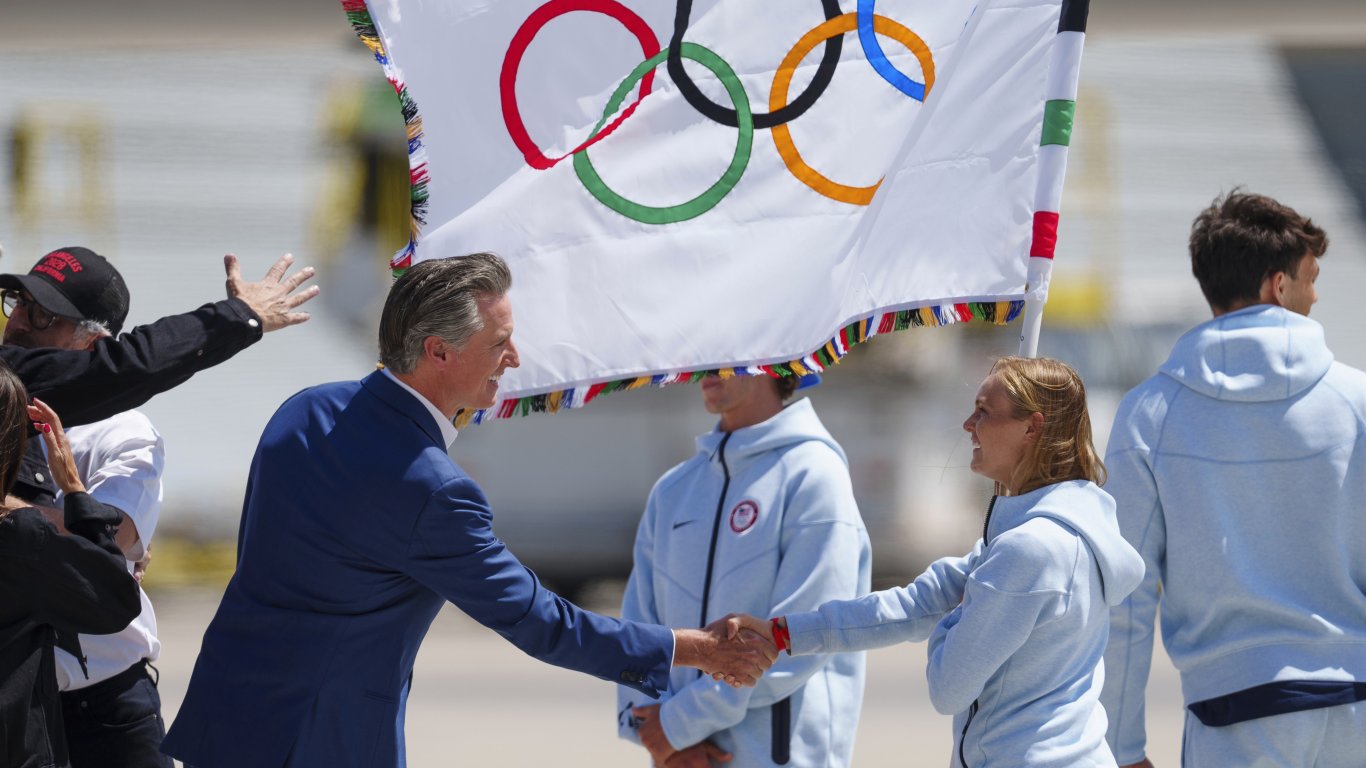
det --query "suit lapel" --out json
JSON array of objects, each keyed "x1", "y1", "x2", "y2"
[{"x1": 361, "y1": 370, "x2": 446, "y2": 448}]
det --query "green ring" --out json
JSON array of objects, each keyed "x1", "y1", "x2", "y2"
[{"x1": 573, "y1": 42, "x2": 753, "y2": 225}]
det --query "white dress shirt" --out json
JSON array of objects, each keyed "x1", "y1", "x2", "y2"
[
  {"x1": 52, "y1": 410, "x2": 165, "y2": 691},
  {"x1": 381, "y1": 368, "x2": 459, "y2": 450}
]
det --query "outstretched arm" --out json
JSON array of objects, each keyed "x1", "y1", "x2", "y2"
[
  {"x1": 5, "y1": 253, "x2": 317, "y2": 428},
  {"x1": 765, "y1": 544, "x2": 981, "y2": 656},
  {"x1": 402, "y1": 477, "x2": 771, "y2": 699}
]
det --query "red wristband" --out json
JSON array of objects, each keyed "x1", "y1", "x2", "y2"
[{"x1": 771, "y1": 617, "x2": 791, "y2": 655}]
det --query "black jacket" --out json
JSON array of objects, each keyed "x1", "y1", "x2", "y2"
[
  {"x1": 0, "y1": 493, "x2": 140, "y2": 768},
  {"x1": 4, "y1": 297, "x2": 263, "y2": 505}
]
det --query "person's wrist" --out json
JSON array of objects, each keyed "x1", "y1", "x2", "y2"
[
  {"x1": 670, "y1": 628, "x2": 703, "y2": 667},
  {"x1": 771, "y1": 616, "x2": 791, "y2": 655}
]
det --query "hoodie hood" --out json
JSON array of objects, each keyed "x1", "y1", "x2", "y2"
[
  {"x1": 695, "y1": 397, "x2": 847, "y2": 473},
  {"x1": 1159, "y1": 305, "x2": 1333, "y2": 403},
  {"x1": 988, "y1": 481, "x2": 1144, "y2": 606}
]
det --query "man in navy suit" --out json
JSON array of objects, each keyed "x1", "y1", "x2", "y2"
[{"x1": 162, "y1": 253, "x2": 775, "y2": 768}]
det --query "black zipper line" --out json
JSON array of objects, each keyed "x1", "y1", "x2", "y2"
[
  {"x1": 959, "y1": 699, "x2": 980, "y2": 768},
  {"x1": 697, "y1": 432, "x2": 734, "y2": 650},
  {"x1": 959, "y1": 496, "x2": 995, "y2": 767}
]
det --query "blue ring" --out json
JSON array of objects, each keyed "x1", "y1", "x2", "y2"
[{"x1": 857, "y1": 0, "x2": 927, "y2": 101}]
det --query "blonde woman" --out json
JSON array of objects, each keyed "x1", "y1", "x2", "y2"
[
  {"x1": 0, "y1": 368, "x2": 140, "y2": 768},
  {"x1": 733, "y1": 357, "x2": 1144, "y2": 767}
]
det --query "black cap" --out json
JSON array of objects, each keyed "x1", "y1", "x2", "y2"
[{"x1": 0, "y1": 247, "x2": 130, "y2": 335}]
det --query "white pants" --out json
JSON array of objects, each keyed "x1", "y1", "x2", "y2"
[{"x1": 1183, "y1": 703, "x2": 1366, "y2": 767}]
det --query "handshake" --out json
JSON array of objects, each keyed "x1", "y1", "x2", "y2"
[
  {"x1": 671, "y1": 613, "x2": 785, "y2": 687},
  {"x1": 633, "y1": 615, "x2": 788, "y2": 767}
]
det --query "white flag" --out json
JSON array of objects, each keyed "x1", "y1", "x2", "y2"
[{"x1": 343, "y1": 0, "x2": 1088, "y2": 423}]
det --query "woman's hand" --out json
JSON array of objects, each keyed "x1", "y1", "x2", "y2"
[{"x1": 27, "y1": 398, "x2": 85, "y2": 496}]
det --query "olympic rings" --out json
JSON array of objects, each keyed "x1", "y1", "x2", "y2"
[
  {"x1": 857, "y1": 0, "x2": 932, "y2": 101},
  {"x1": 500, "y1": 0, "x2": 660, "y2": 170},
  {"x1": 573, "y1": 42, "x2": 753, "y2": 225},
  {"x1": 667, "y1": 0, "x2": 844, "y2": 130},
  {"x1": 770, "y1": 13, "x2": 935, "y2": 205},
  {"x1": 501, "y1": 1, "x2": 938, "y2": 220}
]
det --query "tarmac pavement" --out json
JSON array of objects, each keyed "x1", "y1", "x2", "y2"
[{"x1": 151, "y1": 585, "x2": 1186, "y2": 767}]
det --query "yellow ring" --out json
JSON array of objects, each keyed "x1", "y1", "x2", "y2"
[{"x1": 770, "y1": 13, "x2": 935, "y2": 205}]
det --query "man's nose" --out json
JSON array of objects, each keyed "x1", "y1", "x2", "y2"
[{"x1": 505, "y1": 339, "x2": 520, "y2": 369}]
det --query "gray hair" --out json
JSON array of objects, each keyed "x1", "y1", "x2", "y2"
[
  {"x1": 378, "y1": 253, "x2": 513, "y2": 374},
  {"x1": 72, "y1": 319, "x2": 112, "y2": 346}
]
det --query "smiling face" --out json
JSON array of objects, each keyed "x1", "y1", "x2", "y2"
[
  {"x1": 962, "y1": 374, "x2": 1036, "y2": 491},
  {"x1": 442, "y1": 293, "x2": 519, "y2": 412}
]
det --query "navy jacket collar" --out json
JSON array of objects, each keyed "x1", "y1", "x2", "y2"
[{"x1": 361, "y1": 370, "x2": 445, "y2": 448}]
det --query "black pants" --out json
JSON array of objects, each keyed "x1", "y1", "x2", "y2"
[{"x1": 61, "y1": 661, "x2": 173, "y2": 768}]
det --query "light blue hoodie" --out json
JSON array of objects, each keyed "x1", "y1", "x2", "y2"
[
  {"x1": 787, "y1": 480, "x2": 1144, "y2": 767},
  {"x1": 617, "y1": 397, "x2": 871, "y2": 767},
  {"x1": 1102, "y1": 305, "x2": 1366, "y2": 764}
]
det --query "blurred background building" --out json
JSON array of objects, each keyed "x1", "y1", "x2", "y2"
[{"x1": 2, "y1": 1, "x2": 1364, "y2": 765}]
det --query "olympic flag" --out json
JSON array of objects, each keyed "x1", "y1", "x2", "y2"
[{"x1": 342, "y1": 0, "x2": 1088, "y2": 425}]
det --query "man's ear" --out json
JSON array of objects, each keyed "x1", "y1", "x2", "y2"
[
  {"x1": 422, "y1": 336, "x2": 453, "y2": 366},
  {"x1": 1023, "y1": 411, "x2": 1045, "y2": 443},
  {"x1": 1259, "y1": 271, "x2": 1289, "y2": 308}
]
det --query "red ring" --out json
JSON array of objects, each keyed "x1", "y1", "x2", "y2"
[{"x1": 501, "y1": 0, "x2": 661, "y2": 170}]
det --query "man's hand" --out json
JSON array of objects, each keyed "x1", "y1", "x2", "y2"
[
  {"x1": 224, "y1": 253, "x2": 319, "y2": 332},
  {"x1": 727, "y1": 613, "x2": 775, "y2": 644},
  {"x1": 133, "y1": 543, "x2": 153, "y2": 583},
  {"x1": 630, "y1": 704, "x2": 676, "y2": 766},
  {"x1": 665, "y1": 740, "x2": 732, "y2": 767},
  {"x1": 1122, "y1": 761, "x2": 1156, "y2": 768},
  {"x1": 671, "y1": 615, "x2": 777, "y2": 687}
]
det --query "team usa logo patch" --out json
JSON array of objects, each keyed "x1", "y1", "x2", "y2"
[{"x1": 729, "y1": 500, "x2": 760, "y2": 534}]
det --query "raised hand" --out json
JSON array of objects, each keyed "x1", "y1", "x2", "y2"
[
  {"x1": 671, "y1": 615, "x2": 778, "y2": 687},
  {"x1": 224, "y1": 253, "x2": 319, "y2": 332},
  {"x1": 27, "y1": 398, "x2": 85, "y2": 496}
]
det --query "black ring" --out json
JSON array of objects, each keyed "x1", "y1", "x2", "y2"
[{"x1": 667, "y1": 0, "x2": 844, "y2": 130}]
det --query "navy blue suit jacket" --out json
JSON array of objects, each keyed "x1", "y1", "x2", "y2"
[{"x1": 162, "y1": 372, "x2": 672, "y2": 767}]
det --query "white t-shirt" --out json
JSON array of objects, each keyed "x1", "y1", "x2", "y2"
[{"x1": 52, "y1": 410, "x2": 166, "y2": 691}]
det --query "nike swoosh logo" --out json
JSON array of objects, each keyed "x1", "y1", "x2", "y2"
[{"x1": 672, "y1": 520, "x2": 696, "y2": 530}]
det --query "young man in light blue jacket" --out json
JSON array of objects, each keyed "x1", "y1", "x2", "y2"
[
  {"x1": 1102, "y1": 191, "x2": 1366, "y2": 767},
  {"x1": 618, "y1": 372, "x2": 871, "y2": 767}
]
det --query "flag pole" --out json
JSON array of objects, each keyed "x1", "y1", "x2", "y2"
[
  {"x1": 1019, "y1": 0, "x2": 1088, "y2": 358},
  {"x1": 1018, "y1": 256, "x2": 1054, "y2": 357}
]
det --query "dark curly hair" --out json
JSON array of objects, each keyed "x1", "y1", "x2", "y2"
[{"x1": 1189, "y1": 190, "x2": 1327, "y2": 312}]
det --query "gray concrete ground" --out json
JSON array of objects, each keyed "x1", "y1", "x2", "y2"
[{"x1": 151, "y1": 585, "x2": 1186, "y2": 767}]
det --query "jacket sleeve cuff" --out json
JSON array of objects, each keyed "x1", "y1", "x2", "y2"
[
  {"x1": 62, "y1": 492, "x2": 123, "y2": 548},
  {"x1": 645, "y1": 624, "x2": 675, "y2": 696},
  {"x1": 222, "y1": 297, "x2": 265, "y2": 341},
  {"x1": 784, "y1": 610, "x2": 825, "y2": 655},
  {"x1": 659, "y1": 697, "x2": 704, "y2": 751}
]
